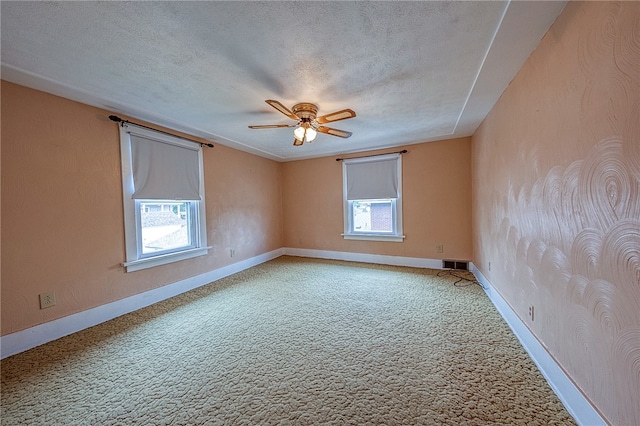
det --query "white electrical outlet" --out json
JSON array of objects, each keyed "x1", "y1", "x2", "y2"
[{"x1": 39, "y1": 292, "x2": 56, "y2": 309}]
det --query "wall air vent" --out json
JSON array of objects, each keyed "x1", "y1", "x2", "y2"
[{"x1": 442, "y1": 260, "x2": 469, "y2": 271}]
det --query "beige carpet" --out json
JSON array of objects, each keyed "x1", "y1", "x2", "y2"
[{"x1": 1, "y1": 256, "x2": 574, "y2": 425}]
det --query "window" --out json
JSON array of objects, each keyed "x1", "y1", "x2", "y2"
[
  {"x1": 351, "y1": 199, "x2": 396, "y2": 233},
  {"x1": 138, "y1": 201, "x2": 195, "y2": 255},
  {"x1": 119, "y1": 123, "x2": 209, "y2": 272},
  {"x1": 342, "y1": 153, "x2": 404, "y2": 242}
]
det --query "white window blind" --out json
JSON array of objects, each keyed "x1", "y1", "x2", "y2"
[
  {"x1": 345, "y1": 154, "x2": 399, "y2": 200},
  {"x1": 130, "y1": 134, "x2": 202, "y2": 200}
]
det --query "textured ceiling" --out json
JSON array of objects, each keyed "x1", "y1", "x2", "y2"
[{"x1": 1, "y1": 1, "x2": 566, "y2": 161}]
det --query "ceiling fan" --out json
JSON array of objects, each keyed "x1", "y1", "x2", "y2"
[{"x1": 249, "y1": 100, "x2": 356, "y2": 146}]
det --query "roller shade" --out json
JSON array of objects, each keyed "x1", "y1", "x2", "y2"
[
  {"x1": 345, "y1": 155, "x2": 399, "y2": 200},
  {"x1": 130, "y1": 134, "x2": 201, "y2": 200}
]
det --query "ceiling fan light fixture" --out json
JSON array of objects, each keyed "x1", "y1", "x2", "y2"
[
  {"x1": 306, "y1": 126, "x2": 317, "y2": 142},
  {"x1": 293, "y1": 123, "x2": 317, "y2": 143},
  {"x1": 293, "y1": 125, "x2": 306, "y2": 141}
]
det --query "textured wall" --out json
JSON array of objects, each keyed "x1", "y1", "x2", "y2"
[
  {"x1": 283, "y1": 138, "x2": 473, "y2": 261},
  {"x1": 472, "y1": 2, "x2": 639, "y2": 424},
  {"x1": 1, "y1": 81, "x2": 284, "y2": 335}
]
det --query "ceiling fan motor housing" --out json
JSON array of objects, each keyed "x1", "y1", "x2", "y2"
[{"x1": 292, "y1": 103, "x2": 318, "y2": 122}]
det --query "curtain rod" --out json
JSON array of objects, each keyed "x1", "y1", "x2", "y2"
[
  {"x1": 336, "y1": 149, "x2": 407, "y2": 162},
  {"x1": 109, "y1": 115, "x2": 214, "y2": 148}
]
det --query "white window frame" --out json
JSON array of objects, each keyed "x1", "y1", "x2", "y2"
[
  {"x1": 342, "y1": 154, "x2": 404, "y2": 242},
  {"x1": 119, "y1": 124, "x2": 209, "y2": 272}
]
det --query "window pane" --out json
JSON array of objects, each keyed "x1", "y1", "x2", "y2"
[
  {"x1": 140, "y1": 202, "x2": 192, "y2": 254},
  {"x1": 353, "y1": 200, "x2": 393, "y2": 233}
]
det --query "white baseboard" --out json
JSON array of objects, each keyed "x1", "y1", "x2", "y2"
[
  {"x1": 283, "y1": 247, "x2": 445, "y2": 269},
  {"x1": 0, "y1": 248, "x2": 284, "y2": 359},
  {"x1": 469, "y1": 263, "x2": 605, "y2": 426}
]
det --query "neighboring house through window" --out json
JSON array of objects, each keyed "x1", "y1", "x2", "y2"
[
  {"x1": 342, "y1": 153, "x2": 404, "y2": 242},
  {"x1": 119, "y1": 123, "x2": 209, "y2": 272}
]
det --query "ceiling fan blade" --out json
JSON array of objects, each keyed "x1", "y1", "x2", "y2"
[
  {"x1": 293, "y1": 138, "x2": 304, "y2": 146},
  {"x1": 317, "y1": 126, "x2": 352, "y2": 138},
  {"x1": 265, "y1": 99, "x2": 299, "y2": 121},
  {"x1": 316, "y1": 108, "x2": 356, "y2": 124},
  {"x1": 248, "y1": 124, "x2": 296, "y2": 129}
]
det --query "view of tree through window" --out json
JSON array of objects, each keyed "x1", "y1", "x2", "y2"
[
  {"x1": 139, "y1": 202, "x2": 191, "y2": 254},
  {"x1": 353, "y1": 199, "x2": 393, "y2": 233}
]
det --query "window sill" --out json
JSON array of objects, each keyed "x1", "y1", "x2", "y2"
[
  {"x1": 342, "y1": 233, "x2": 405, "y2": 242},
  {"x1": 122, "y1": 246, "x2": 211, "y2": 272}
]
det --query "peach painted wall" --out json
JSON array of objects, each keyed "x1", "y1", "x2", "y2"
[
  {"x1": 283, "y1": 138, "x2": 473, "y2": 261},
  {"x1": 1, "y1": 81, "x2": 284, "y2": 336},
  {"x1": 472, "y1": 2, "x2": 639, "y2": 424}
]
